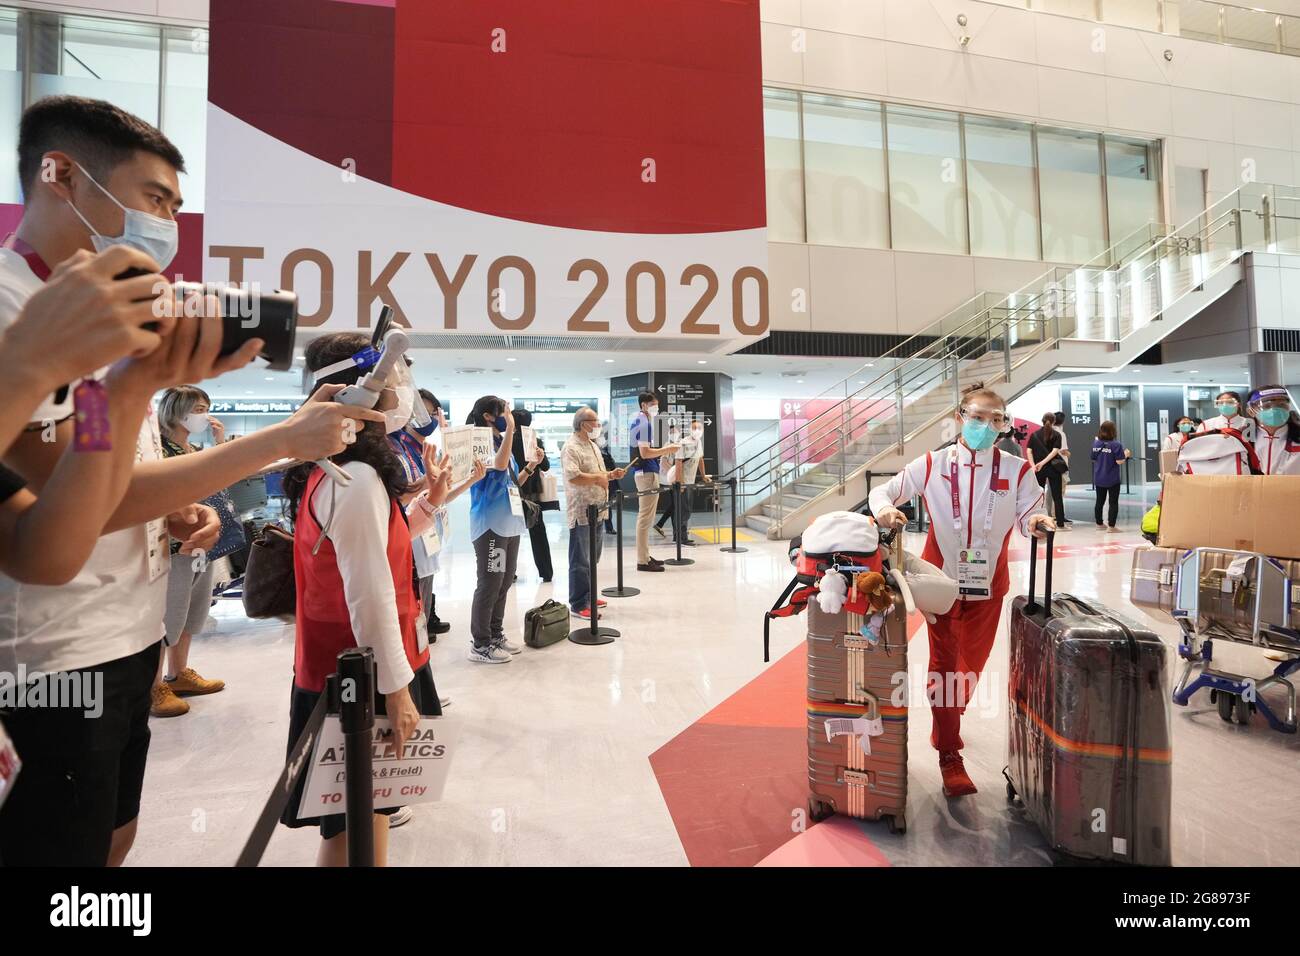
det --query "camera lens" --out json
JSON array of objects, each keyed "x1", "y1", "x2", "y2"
[{"x1": 174, "y1": 282, "x2": 298, "y2": 371}]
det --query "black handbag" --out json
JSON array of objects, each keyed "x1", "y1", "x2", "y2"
[
  {"x1": 522, "y1": 497, "x2": 541, "y2": 530},
  {"x1": 524, "y1": 599, "x2": 571, "y2": 648},
  {"x1": 242, "y1": 524, "x2": 296, "y2": 618}
]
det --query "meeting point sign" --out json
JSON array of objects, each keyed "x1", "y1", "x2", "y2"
[{"x1": 203, "y1": 0, "x2": 768, "y2": 342}]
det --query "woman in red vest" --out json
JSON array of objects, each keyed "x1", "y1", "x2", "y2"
[{"x1": 280, "y1": 332, "x2": 447, "y2": 866}]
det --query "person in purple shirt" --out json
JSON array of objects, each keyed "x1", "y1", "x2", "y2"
[{"x1": 1090, "y1": 420, "x2": 1131, "y2": 532}]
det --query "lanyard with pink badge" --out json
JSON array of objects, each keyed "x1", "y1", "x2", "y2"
[{"x1": 3, "y1": 235, "x2": 111, "y2": 451}]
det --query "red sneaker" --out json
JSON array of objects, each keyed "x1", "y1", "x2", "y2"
[
  {"x1": 577, "y1": 607, "x2": 600, "y2": 620},
  {"x1": 595, "y1": 599, "x2": 608, "y2": 608},
  {"x1": 939, "y1": 751, "x2": 977, "y2": 797}
]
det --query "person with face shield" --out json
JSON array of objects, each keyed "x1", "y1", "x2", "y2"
[
  {"x1": 1163, "y1": 416, "x2": 1196, "y2": 451},
  {"x1": 1250, "y1": 386, "x2": 1300, "y2": 475},
  {"x1": 869, "y1": 384, "x2": 1054, "y2": 798},
  {"x1": 1198, "y1": 390, "x2": 1255, "y2": 442},
  {"x1": 389, "y1": 388, "x2": 484, "y2": 652},
  {"x1": 279, "y1": 333, "x2": 448, "y2": 864}
]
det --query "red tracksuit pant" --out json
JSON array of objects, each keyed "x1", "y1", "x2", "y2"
[{"x1": 925, "y1": 594, "x2": 1005, "y2": 752}]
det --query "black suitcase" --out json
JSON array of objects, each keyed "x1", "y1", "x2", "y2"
[{"x1": 1006, "y1": 533, "x2": 1173, "y2": 866}]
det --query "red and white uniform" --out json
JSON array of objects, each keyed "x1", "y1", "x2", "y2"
[
  {"x1": 869, "y1": 442, "x2": 1045, "y2": 754},
  {"x1": 1255, "y1": 427, "x2": 1300, "y2": 475},
  {"x1": 1199, "y1": 414, "x2": 1255, "y2": 443},
  {"x1": 1177, "y1": 430, "x2": 1258, "y2": 475},
  {"x1": 869, "y1": 443, "x2": 1045, "y2": 603}
]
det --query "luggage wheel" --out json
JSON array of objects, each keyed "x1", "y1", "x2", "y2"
[
  {"x1": 1215, "y1": 690, "x2": 1236, "y2": 723},
  {"x1": 886, "y1": 814, "x2": 906, "y2": 836},
  {"x1": 1233, "y1": 694, "x2": 1254, "y2": 726},
  {"x1": 808, "y1": 797, "x2": 834, "y2": 823}
]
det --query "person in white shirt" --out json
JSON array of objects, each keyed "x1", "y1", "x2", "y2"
[
  {"x1": 1163, "y1": 416, "x2": 1196, "y2": 451},
  {"x1": 0, "y1": 96, "x2": 385, "y2": 868},
  {"x1": 1249, "y1": 386, "x2": 1300, "y2": 475},
  {"x1": 280, "y1": 333, "x2": 449, "y2": 866},
  {"x1": 870, "y1": 384, "x2": 1054, "y2": 799},
  {"x1": 1198, "y1": 390, "x2": 1255, "y2": 443}
]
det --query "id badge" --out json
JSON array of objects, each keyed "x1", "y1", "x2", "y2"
[
  {"x1": 145, "y1": 518, "x2": 169, "y2": 583},
  {"x1": 957, "y1": 548, "x2": 991, "y2": 598},
  {"x1": 508, "y1": 484, "x2": 524, "y2": 518},
  {"x1": 420, "y1": 523, "x2": 442, "y2": 556}
]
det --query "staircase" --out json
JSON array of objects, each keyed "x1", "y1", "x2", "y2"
[{"x1": 731, "y1": 183, "x2": 1293, "y2": 539}]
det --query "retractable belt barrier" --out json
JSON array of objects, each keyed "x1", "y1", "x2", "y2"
[{"x1": 236, "y1": 647, "x2": 377, "y2": 867}]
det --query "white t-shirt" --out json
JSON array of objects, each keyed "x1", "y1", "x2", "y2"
[{"x1": 0, "y1": 248, "x2": 169, "y2": 675}]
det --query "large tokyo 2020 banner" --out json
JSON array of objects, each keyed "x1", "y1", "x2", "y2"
[{"x1": 203, "y1": 0, "x2": 768, "y2": 342}]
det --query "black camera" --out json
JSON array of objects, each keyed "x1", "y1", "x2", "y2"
[{"x1": 118, "y1": 267, "x2": 299, "y2": 371}]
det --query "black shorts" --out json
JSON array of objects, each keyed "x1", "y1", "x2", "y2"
[
  {"x1": 0, "y1": 640, "x2": 160, "y2": 866},
  {"x1": 282, "y1": 662, "x2": 440, "y2": 840}
]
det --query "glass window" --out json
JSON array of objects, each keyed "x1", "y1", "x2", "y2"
[
  {"x1": 763, "y1": 88, "x2": 804, "y2": 243},
  {"x1": 885, "y1": 104, "x2": 966, "y2": 255},
  {"x1": 163, "y1": 27, "x2": 208, "y2": 212},
  {"x1": 1105, "y1": 137, "x2": 1161, "y2": 250},
  {"x1": 801, "y1": 93, "x2": 888, "y2": 249},
  {"x1": 1038, "y1": 128, "x2": 1107, "y2": 263},
  {"x1": 965, "y1": 115, "x2": 1038, "y2": 260},
  {"x1": 29, "y1": 16, "x2": 161, "y2": 129},
  {"x1": 0, "y1": 10, "x2": 20, "y2": 204}
]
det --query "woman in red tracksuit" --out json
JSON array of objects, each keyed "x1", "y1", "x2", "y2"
[
  {"x1": 280, "y1": 333, "x2": 447, "y2": 866},
  {"x1": 869, "y1": 385, "x2": 1054, "y2": 797}
]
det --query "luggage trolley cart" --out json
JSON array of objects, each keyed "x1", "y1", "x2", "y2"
[{"x1": 1170, "y1": 549, "x2": 1300, "y2": 733}]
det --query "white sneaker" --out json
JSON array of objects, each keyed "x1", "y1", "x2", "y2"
[
  {"x1": 467, "y1": 645, "x2": 512, "y2": 664},
  {"x1": 388, "y1": 806, "x2": 414, "y2": 828},
  {"x1": 494, "y1": 638, "x2": 524, "y2": 655}
]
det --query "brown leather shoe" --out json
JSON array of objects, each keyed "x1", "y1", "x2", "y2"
[
  {"x1": 151, "y1": 683, "x2": 190, "y2": 718},
  {"x1": 167, "y1": 667, "x2": 225, "y2": 696}
]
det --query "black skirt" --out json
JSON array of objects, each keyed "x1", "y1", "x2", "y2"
[{"x1": 281, "y1": 662, "x2": 441, "y2": 839}]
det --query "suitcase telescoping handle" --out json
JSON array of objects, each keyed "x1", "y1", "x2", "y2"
[{"x1": 1027, "y1": 530, "x2": 1055, "y2": 617}]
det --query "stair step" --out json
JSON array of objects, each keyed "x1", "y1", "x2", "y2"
[
  {"x1": 745, "y1": 513, "x2": 774, "y2": 534},
  {"x1": 793, "y1": 482, "x2": 829, "y2": 498}
]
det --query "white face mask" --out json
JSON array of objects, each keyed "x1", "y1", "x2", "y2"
[
  {"x1": 182, "y1": 412, "x2": 208, "y2": 435},
  {"x1": 66, "y1": 162, "x2": 179, "y2": 270},
  {"x1": 586, "y1": 425, "x2": 602, "y2": 442}
]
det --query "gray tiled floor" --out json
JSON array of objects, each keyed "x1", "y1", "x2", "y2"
[{"x1": 129, "y1": 503, "x2": 1300, "y2": 866}]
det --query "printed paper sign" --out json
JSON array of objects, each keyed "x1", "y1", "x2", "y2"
[
  {"x1": 299, "y1": 714, "x2": 461, "y2": 818},
  {"x1": 521, "y1": 425, "x2": 539, "y2": 463},
  {"x1": 443, "y1": 425, "x2": 494, "y2": 484},
  {"x1": 1071, "y1": 390, "x2": 1091, "y2": 415}
]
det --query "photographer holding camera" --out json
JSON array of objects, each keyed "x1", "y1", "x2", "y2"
[{"x1": 0, "y1": 96, "x2": 386, "y2": 867}]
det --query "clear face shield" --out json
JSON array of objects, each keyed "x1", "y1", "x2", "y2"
[
  {"x1": 957, "y1": 402, "x2": 1008, "y2": 450},
  {"x1": 312, "y1": 331, "x2": 430, "y2": 435},
  {"x1": 1249, "y1": 388, "x2": 1293, "y2": 429}
]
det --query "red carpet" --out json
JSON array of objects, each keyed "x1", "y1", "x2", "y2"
[{"x1": 650, "y1": 612, "x2": 922, "y2": 867}]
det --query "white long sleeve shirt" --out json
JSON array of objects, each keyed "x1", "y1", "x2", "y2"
[
  {"x1": 868, "y1": 443, "x2": 1045, "y2": 602},
  {"x1": 313, "y1": 461, "x2": 414, "y2": 694}
]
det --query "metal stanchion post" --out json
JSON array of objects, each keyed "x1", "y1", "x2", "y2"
[
  {"x1": 602, "y1": 487, "x2": 639, "y2": 598},
  {"x1": 336, "y1": 648, "x2": 375, "y2": 867},
  {"x1": 571, "y1": 503, "x2": 617, "y2": 644},
  {"x1": 720, "y1": 476, "x2": 748, "y2": 554},
  {"x1": 664, "y1": 480, "x2": 693, "y2": 566}
]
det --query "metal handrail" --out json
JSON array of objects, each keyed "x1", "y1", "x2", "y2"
[
  {"x1": 729, "y1": 221, "x2": 1175, "y2": 481},
  {"x1": 732, "y1": 184, "x2": 1277, "y2": 520}
]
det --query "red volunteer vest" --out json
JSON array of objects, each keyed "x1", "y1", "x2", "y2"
[{"x1": 292, "y1": 467, "x2": 427, "y2": 694}]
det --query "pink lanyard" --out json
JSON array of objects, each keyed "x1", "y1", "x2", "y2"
[{"x1": 950, "y1": 447, "x2": 1000, "y2": 539}]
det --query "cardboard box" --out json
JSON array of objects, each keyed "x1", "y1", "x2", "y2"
[
  {"x1": 1159, "y1": 448, "x2": 1179, "y2": 476},
  {"x1": 1158, "y1": 474, "x2": 1300, "y2": 559}
]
